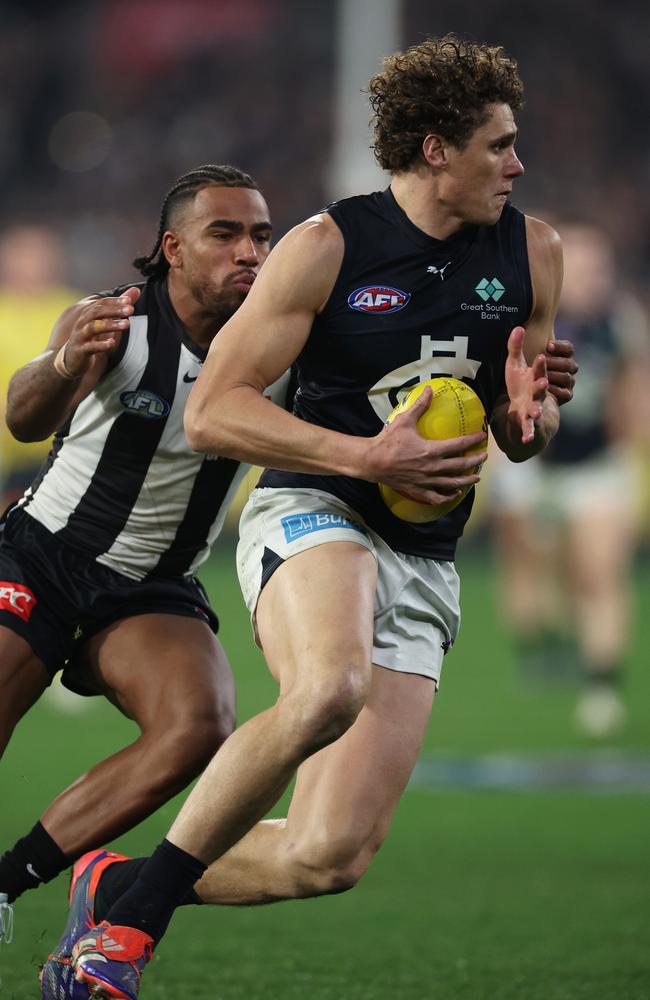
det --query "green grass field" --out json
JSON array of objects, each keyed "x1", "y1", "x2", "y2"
[{"x1": 2, "y1": 540, "x2": 650, "y2": 999}]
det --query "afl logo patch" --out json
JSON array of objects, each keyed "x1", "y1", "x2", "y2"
[
  {"x1": 120, "y1": 389, "x2": 170, "y2": 419},
  {"x1": 348, "y1": 285, "x2": 411, "y2": 314}
]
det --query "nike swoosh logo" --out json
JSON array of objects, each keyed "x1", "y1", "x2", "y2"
[
  {"x1": 26, "y1": 862, "x2": 42, "y2": 881},
  {"x1": 183, "y1": 373, "x2": 198, "y2": 383}
]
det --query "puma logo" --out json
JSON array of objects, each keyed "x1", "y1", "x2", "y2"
[{"x1": 426, "y1": 261, "x2": 452, "y2": 280}]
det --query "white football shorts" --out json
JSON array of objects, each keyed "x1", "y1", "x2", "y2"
[{"x1": 236, "y1": 486, "x2": 461, "y2": 686}]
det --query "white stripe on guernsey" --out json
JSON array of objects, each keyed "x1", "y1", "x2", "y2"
[
  {"x1": 99, "y1": 363, "x2": 293, "y2": 579},
  {"x1": 21, "y1": 317, "x2": 150, "y2": 535},
  {"x1": 99, "y1": 342, "x2": 207, "y2": 579}
]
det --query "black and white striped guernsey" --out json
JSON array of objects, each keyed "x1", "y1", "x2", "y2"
[{"x1": 13, "y1": 277, "x2": 288, "y2": 581}]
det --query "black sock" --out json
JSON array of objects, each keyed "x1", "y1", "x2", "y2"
[
  {"x1": 0, "y1": 822, "x2": 70, "y2": 903},
  {"x1": 94, "y1": 857, "x2": 203, "y2": 923},
  {"x1": 103, "y1": 840, "x2": 207, "y2": 944}
]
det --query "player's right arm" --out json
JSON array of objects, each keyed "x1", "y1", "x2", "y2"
[
  {"x1": 185, "y1": 216, "x2": 486, "y2": 507},
  {"x1": 6, "y1": 287, "x2": 140, "y2": 442}
]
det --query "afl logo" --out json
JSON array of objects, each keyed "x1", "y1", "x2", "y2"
[
  {"x1": 120, "y1": 390, "x2": 170, "y2": 419},
  {"x1": 348, "y1": 285, "x2": 411, "y2": 314}
]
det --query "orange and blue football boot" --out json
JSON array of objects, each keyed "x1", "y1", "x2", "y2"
[
  {"x1": 72, "y1": 921, "x2": 154, "y2": 999},
  {"x1": 40, "y1": 955, "x2": 89, "y2": 999},
  {"x1": 39, "y1": 849, "x2": 131, "y2": 999}
]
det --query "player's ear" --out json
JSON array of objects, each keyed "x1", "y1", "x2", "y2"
[
  {"x1": 162, "y1": 231, "x2": 182, "y2": 270},
  {"x1": 422, "y1": 134, "x2": 447, "y2": 170}
]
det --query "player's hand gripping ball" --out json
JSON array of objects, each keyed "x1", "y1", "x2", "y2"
[{"x1": 379, "y1": 377, "x2": 487, "y2": 523}]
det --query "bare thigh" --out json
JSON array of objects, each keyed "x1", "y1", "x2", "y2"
[
  {"x1": 0, "y1": 626, "x2": 49, "y2": 755},
  {"x1": 255, "y1": 540, "x2": 378, "y2": 693},
  {"x1": 567, "y1": 508, "x2": 635, "y2": 593},
  {"x1": 80, "y1": 613, "x2": 236, "y2": 735}
]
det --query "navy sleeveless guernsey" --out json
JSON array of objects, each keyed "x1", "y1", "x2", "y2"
[{"x1": 261, "y1": 188, "x2": 532, "y2": 559}]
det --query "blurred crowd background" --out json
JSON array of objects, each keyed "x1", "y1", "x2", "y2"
[
  {"x1": 1, "y1": 0, "x2": 649, "y2": 291},
  {"x1": 0, "y1": 0, "x2": 649, "y2": 735}
]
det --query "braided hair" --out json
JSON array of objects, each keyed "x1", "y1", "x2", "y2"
[{"x1": 133, "y1": 164, "x2": 259, "y2": 278}]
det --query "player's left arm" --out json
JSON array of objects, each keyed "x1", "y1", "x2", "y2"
[{"x1": 490, "y1": 216, "x2": 564, "y2": 462}]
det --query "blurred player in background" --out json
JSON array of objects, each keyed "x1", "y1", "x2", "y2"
[
  {"x1": 489, "y1": 222, "x2": 650, "y2": 737},
  {"x1": 0, "y1": 164, "x2": 289, "y2": 947},
  {"x1": 0, "y1": 225, "x2": 80, "y2": 504},
  {"x1": 46, "y1": 37, "x2": 579, "y2": 1000}
]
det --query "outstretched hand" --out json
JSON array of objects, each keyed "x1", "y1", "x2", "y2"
[
  {"x1": 366, "y1": 385, "x2": 488, "y2": 507},
  {"x1": 505, "y1": 326, "x2": 549, "y2": 445},
  {"x1": 62, "y1": 286, "x2": 141, "y2": 378}
]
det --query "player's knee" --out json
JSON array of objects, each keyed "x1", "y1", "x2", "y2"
[
  {"x1": 185, "y1": 711, "x2": 232, "y2": 768},
  {"x1": 290, "y1": 833, "x2": 378, "y2": 896},
  {"x1": 149, "y1": 707, "x2": 233, "y2": 791},
  {"x1": 283, "y1": 666, "x2": 370, "y2": 751}
]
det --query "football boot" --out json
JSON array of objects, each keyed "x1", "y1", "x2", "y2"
[
  {"x1": 72, "y1": 921, "x2": 154, "y2": 1000},
  {"x1": 39, "y1": 849, "x2": 131, "y2": 999}
]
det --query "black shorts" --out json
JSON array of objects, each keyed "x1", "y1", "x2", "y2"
[{"x1": 0, "y1": 508, "x2": 218, "y2": 691}]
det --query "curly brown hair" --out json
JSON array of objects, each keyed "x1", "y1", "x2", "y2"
[{"x1": 368, "y1": 35, "x2": 524, "y2": 173}]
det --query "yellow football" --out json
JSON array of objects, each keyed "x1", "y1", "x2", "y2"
[{"x1": 379, "y1": 377, "x2": 487, "y2": 523}]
